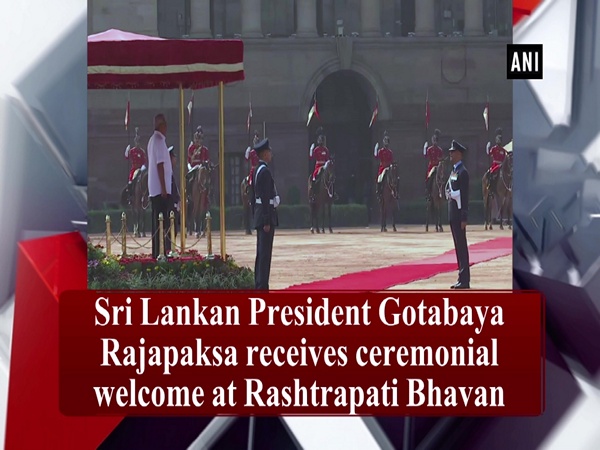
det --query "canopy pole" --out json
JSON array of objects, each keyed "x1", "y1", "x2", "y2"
[
  {"x1": 219, "y1": 82, "x2": 226, "y2": 259},
  {"x1": 179, "y1": 83, "x2": 186, "y2": 253}
]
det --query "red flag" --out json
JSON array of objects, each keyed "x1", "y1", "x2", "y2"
[
  {"x1": 425, "y1": 93, "x2": 430, "y2": 130},
  {"x1": 307, "y1": 94, "x2": 319, "y2": 126},
  {"x1": 369, "y1": 101, "x2": 379, "y2": 128},
  {"x1": 125, "y1": 100, "x2": 130, "y2": 130}
]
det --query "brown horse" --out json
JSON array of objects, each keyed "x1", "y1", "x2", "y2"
[
  {"x1": 483, "y1": 152, "x2": 513, "y2": 230},
  {"x1": 188, "y1": 162, "x2": 214, "y2": 238},
  {"x1": 379, "y1": 162, "x2": 400, "y2": 232},
  {"x1": 425, "y1": 159, "x2": 446, "y2": 232},
  {"x1": 240, "y1": 175, "x2": 254, "y2": 235},
  {"x1": 120, "y1": 170, "x2": 149, "y2": 237},
  {"x1": 309, "y1": 160, "x2": 335, "y2": 234}
]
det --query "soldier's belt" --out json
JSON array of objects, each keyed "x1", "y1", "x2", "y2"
[{"x1": 255, "y1": 198, "x2": 275, "y2": 205}]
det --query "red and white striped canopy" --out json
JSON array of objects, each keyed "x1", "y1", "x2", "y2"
[{"x1": 88, "y1": 29, "x2": 244, "y2": 90}]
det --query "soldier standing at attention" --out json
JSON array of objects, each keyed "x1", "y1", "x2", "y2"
[
  {"x1": 445, "y1": 140, "x2": 470, "y2": 289},
  {"x1": 253, "y1": 138, "x2": 279, "y2": 290}
]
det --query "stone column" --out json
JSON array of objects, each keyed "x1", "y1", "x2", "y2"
[
  {"x1": 464, "y1": 0, "x2": 485, "y2": 36},
  {"x1": 242, "y1": 0, "x2": 263, "y2": 38},
  {"x1": 190, "y1": 0, "x2": 212, "y2": 38},
  {"x1": 415, "y1": 0, "x2": 435, "y2": 37},
  {"x1": 296, "y1": 0, "x2": 318, "y2": 37},
  {"x1": 360, "y1": 0, "x2": 381, "y2": 37}
]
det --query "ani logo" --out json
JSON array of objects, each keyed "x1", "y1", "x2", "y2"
[{"x1": 507, "y1": 44, "x2": 543, "y2": 80}]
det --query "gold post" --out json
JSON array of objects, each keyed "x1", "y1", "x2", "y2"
[
  {"x1": 121, "y1": 212, "x2": 127, "y2": 256},
  {"x1": 179, "y1": 83, "x2": 186, "y2": 254},
  {"x1": 218, "y1": 81, "x2": 226, "y2": 259},
  {"x1": 206, "y1": 211, "x2": 213, "y2": 258},
  {"x1": 158, "y1": 212, "x2": 166, "y2": 261},
  {"x1": 105, "y1": 214, "x2": 111, "y2": 256},
  {"x1": 170, "y1": 211, "x2": 176, "y2": 255}
]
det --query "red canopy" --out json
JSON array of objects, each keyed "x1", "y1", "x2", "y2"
[{"x1": 88, "y1": 29, "x2": 244, "y2": 89}]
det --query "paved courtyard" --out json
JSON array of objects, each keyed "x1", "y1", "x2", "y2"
[{"x1": 92, "y1": 225, "x2": 513, "y2": 290}]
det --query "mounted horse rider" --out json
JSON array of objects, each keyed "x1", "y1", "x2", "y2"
[
  {"x1": 374, "y1": 130, "x2": 394, "y2": 201},
  {"x1": 186, "y1": 125, "x2": 211, "y2": 203},
  {"x1": 309, "y1": 127, "x2": 331, "y2": 202},
  {"x1": 485, "y1": 127, "x2": 507, "y2": 196},
  {"x1": 124, "y1": 127, "x2": 147, "y2": 205},
  {"x1": 424, "y1": 129, "x2": 443, "y2": 201},
  {"x1": 245, "y1": 129, "x2": 261, "y2": 188}
]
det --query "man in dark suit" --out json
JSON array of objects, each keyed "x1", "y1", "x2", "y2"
[
  {"x1": 253, "y1": 138, "x2": 280, "y2": 290},
  {"x1": 446, "y1": 140, "x2": 470, "y2": 289}
]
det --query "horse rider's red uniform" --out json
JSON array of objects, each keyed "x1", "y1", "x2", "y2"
[
  {"x1": 376, "y1": 146, "x2": 393, "y2": 176},
  {"x1": 188, "y1": 143, "x2": 210, "y2": 168},
  {"x1": 246, "y1": 148, "x2": 260, "y2": 185},
  {"x1": 425, "y1": 144, "x2": 443, "y2": 179},
  {"x1": 311, "y1": 145, "x2": 330, "y2": 180},
  {"x1": 488, "y1": 145, "x2": 507, "y2": 174},
  {"x1": 126, "y1": 146, "x2": 147, "y2": 182}
]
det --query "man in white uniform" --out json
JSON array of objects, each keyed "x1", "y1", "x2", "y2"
[{"x1": 147, "y1": 113, "x2": 173, "y2": 259}]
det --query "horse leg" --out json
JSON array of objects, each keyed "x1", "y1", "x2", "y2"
[
  {"x1": 425, "y1": 198, "x2": 430, "y2": 232},
  {"x1": 392, "y1": 198, "x2": 397, "y2": 232},
  {"x1": 328, "y1": 202, "x2": 333, "y2": 233},
  {"x1": 508, "y1": 195, "x2": 513, "y2": 230},
  {"x1": 438, "y1": 201, "x2": 443, "y2": 232},
  {"x1": 499, "y1": 195, "x2": 506, "y2": 230},
  {"x1": 142, "y1": 209, "x2": 147, "y2": 237},
  {"x1": 488, "y1": 194, "x2": 494, "y2": 230},
  {"x1": 140, "y1": 208, "x2": 145, "y2": 238},
  {"x1": 321, "y1": 200, "x2": 325, "y2": 234},
  {"x1": 498, "y1": 193, "x2": 505, "y2": 230}
]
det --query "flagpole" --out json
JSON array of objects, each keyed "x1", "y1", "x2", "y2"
[
  {"x1": 179, "y1": 84, "x2": 187, "y2": 254},
  {"x1": 190, "y1": 90, "x2": 194, "y2": 143},
  {"x1": 425, "y1": 90, "x2": 429, "y2": 150},
  {"x1": 247, "y1": 92, "x2": 252, "y2": 175},
  {"x1": 127, "y1": 92, "x2": 131, "y2": 144},
  {"x1": 219, "y1": 82, "x2": 226, "y2": 259},
  {"x1": 126, "y1": 92, "x2": 131, "y2": 183}
]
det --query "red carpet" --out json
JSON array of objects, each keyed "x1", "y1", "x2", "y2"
[{"x1": 287, "y1": 237, "x2": 512, "y2": 290}]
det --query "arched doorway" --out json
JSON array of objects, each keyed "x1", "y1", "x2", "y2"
[{"x1": 309, "y1": 70, "x2": 375, "y2": 205}]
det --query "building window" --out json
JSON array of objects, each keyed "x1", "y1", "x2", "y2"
[
  {"x1": 211, "y1": 0, "x2": 242, "y2": 38},
  {"x1": 484, "y1": 0, "x2": 512, "y2": 36},
  {"x1": 227, "y1": 154, "x2": 243, "y2": 206},
  {"x1": 158, "y1": 0, "x2": 191, "y2": 38},
  {"x1": 262, "y1": 0, "x2": 296, "y2": 37}
]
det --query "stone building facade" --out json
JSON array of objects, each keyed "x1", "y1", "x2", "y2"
[{"x1": 88, "y1": 0, "x2": 512, "y2": 220}]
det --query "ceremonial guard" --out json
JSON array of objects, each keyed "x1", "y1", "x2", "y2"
[
  {"x1": 445, "y1": 140, "x2": 470, "y2": 289},
  {"x1": 124, "y1": 127, "x2": 147, "y2": 204},
  {"x1": 309, "y1": 127, "x2": 331, "y2": 202},
  {"x1": 485, "y1": 128, "x2": 507, "y2": 195},
  {"x1": 245, "y1": 130, "x2": 261, "y2": 187},
  {"x1": 374, "y1": 131, "x2": 394, "y2": 200},
  {"x1": 253, "y1": 138, "x2": 280, "y2": 290},
  {"x1": 186, "y1": 126, "x2": 211, "y2": 201},
  {"x1": 424, "y1": 129, "x2": 443, "y2": 200}
]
